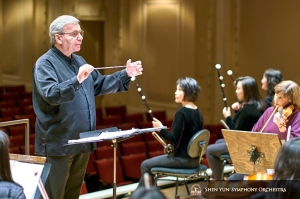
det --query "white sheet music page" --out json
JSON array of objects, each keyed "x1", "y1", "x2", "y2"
[
  {"x1": 68, "y1": 129, "x2": 137, "y2": 144},
  {"x1": 10, "y1": 160, "x2": 44, "y2": 199}
]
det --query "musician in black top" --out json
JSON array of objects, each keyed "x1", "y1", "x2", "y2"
[
  {"x1": 261, "y1": 69, "x2": 283, "y2": 108},
  {"x1": 206, "y1": 76, "x2": 265, "y2": 180},
  {"x1": 135, "y1": 77, "x2": 203, "y2": 189}
]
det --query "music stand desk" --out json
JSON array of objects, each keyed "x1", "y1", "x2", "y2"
[
  {"x1": 222, "y1": 129, "x2": 282, "y2": 175},
  {"x1": 67, "y1": 126, "x2": 167, "y2": 199}
]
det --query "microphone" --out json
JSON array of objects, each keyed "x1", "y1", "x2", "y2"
[{"x1": 278, "y1": 107, "x2": 283, "y2": 124}]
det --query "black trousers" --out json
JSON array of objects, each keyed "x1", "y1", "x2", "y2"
[
  {"x1": 136, "y1": 154, "x2": 199, "y2": 190},
  {"x1": 45, "y1": 152, "x2": 90, "y2": 199},
  {"x1": 206, "y1": 139, "x2": 228, "y2": 180}
]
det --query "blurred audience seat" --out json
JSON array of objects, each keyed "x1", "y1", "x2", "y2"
[{"x1": 105, "y1": 105, "x2": 127, "y2": 116}]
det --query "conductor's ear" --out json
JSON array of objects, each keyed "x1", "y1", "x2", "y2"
[{"x1": 55, "y1": 34, "x2": 62, "y2": 44}]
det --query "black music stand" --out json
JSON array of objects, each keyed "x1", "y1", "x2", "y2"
[
  {"x1": 67, "y1": 126, "x2": 167, "y2": 199},
  {"x1": 221, "y1": 129, "x2": 283, "y2": 175}
]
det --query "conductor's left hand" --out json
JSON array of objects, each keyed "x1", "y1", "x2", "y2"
[{"x1": 125, "y1": 59, "x2": 143, "y2": 77}]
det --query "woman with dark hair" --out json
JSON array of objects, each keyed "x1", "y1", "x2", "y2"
[
  {"x1": 206, "y1": 76, "x2": 264, "y2": 180},
  {"x1": 0, "y1": 130, "x2": 26, "y2": 198},
  {"x1": 135, "y1": 77, "x2": 203, "y2": 190},
  {"x1": 263, "y1": 138, "x2": 300, "y2": 199},
  {"x1": 261, "y1": 69, "x2": 283, "y2": 108}
]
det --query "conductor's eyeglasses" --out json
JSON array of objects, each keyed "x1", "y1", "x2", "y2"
[{"x1": 59, "y1": 30, "x2": 84, "y2": 38}]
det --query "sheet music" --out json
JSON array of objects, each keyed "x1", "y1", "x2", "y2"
[
  {"x1": 10, "y1": 160, "x2": 44, "y2": 199},
  {"x1": 68, "y1": 126, "x2": 168, "y2": 144},
  {"x1": 68, "y1": 129, "x2": 137, "y2": 144}
]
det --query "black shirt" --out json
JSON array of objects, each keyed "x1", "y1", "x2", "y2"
[{"x1": 160, "y1": 107, "x2": 204, "y2": 158}]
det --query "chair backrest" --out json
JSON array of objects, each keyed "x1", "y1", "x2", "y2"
[{"x1": 187, "y1": 129, "x2": 210, "y2": 159}]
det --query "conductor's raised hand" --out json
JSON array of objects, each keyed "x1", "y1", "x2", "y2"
[
  {"x1": 77, "y1": 64, "x2": 94, "y2": 83},
  {"x1": 152, "y1": 117, "x2": 163, "y2": 128},
  {"x1": 125, "y1": 59, "x2": 143, "y2": 77}
]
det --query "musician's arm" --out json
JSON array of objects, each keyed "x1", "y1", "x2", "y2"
[
  {"x1": 290, "y1": 111, "x2": 300, "y2": 138},
  {"x1": 160, "y1": 111, "x2": 184, "y2": 144}
]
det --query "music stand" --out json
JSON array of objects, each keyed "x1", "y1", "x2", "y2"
[
  {"x1": 222, "y1": 129, "x2": 283, "y2": 175},
  {"x1": 67, "y1": 126, "x2": 167, "y2": 199}
]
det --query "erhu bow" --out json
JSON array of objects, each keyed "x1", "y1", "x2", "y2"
[{"x1": 130, "y1": 76, "x2": 174, "y2": 154}]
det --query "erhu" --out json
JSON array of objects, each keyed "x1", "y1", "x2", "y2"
[
  {"x1": 130, "y1": 76, "x2": 174, "y2": 154},
  {"x1": 215, "y1": 64, "x2": 230, "y2": 129}
]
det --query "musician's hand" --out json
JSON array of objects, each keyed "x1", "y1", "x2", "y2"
[
  {"x1": 231, "y1": 102, "x2": 241, "y2": 111},
  {"x1": 273, "y1": 112, "x2": 287, "y2": 132},
  {"x1": 125, "y1": 59, "x2": 143, "y2": 77},
  {"x1": 222, "y1": 107, "x2": 231, "y2": 118},
  {"x1": 152, "y1": 117, "x2": 163, "y2": 128}
]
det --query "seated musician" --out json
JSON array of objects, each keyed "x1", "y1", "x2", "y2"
[
  {"x1": 134, "y1": 77, "x2": 203, "y2": 190},
  {"x1": 206, "y1": 76, "x2": 265, "y2": 180},
  {"x1": 228, "y1": 80, "x2": 300, "y2": 181},
  {"x1": 202, "y1": 138, "x2": 300, "y2": 199},
  {"x1": 0, "y1": 130, "x2": 26, "y2": 199}
]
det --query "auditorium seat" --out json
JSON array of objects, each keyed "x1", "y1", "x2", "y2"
[
  {"x1": 143, "y1": 132, "x2": 156, "y2": 141},
  {"x1": 94, "y1": 145, "x2": 121, "y2": 160},
  {"x1": 86, "y1": 152, "x2": 97, "y2": 176},
  {"x1": 80, "y1": 181, "x2": 88, "y2": 195},
  {"x1": 138, "y1": 121, "x2": 152, "y2": 129},
  {"x1": 209, "y1": 124, "x2": 224, "y2": 139},
  {"x1": 20, "y1": 144, "x2": 35, "y2": 155},
  {"x1": 21, "y1": 105, "x2": 35, "y2": 115},
  {"x1": 5, "y1": 85, "x2": 25, "y2": 93},
  {"x1": 97, "y1": 140, "x2": 112, "y2": 148},
  {"x1": 145, "y1": 110, "x2": 167, "y2": 121},
  {"x1": 121, "y1": 141, "x2": 147, "y2": 156},
  {"x1": 101, "y1": 115, "x2": 123, "y2": 126},
  {"x1": 148, "y1": 150, "x2": 165, "y2": 158},
  {"x1": 0, "y1": 107, "x2": 22, "y2": 118},
  {"x1": 8, "y1": 125, "x2": 25, "y2": 136},
  {"x1": 94, "y1": 158, "x2": 132, "y2": 187},
  {"x1": 9, "y1": 135, "x2": 25, "y2": 147},
  {"x1": 0, "y1": 92, "x2": 21, "y2": 101},
  {"x1": 0, "y1": 100, "x2": 16, "y2": 109},
  {"x1": 9, "y1": 146, "x2": 21, "y2": 154},
  {"x1": 120, "y1": 133, "x2": 143, "y2": 144},
  {"x1": 146, "y1": 140, "x2": 164, "y2": 154},
  {"x1": 0, "y1": 117, "x2": 14, "y2": 123},
  {"x1": 117, "y1": 122, "x2": 138, "y2": 131},
  {"x1": 20, "y1": 91, "x2": 32, "y2": 100},
  {"x1": 120, "y1": 153, "x2": 148, "y2": 181},
  {"x1": 123, "y1": 112, "x2": 144, "y2": 123},
  {"x1": 17, "y1": 99, "x2": 33, "y2": 107},
  {"x1": 105, "y1": 105, "x2": 127, "y2": 116}
]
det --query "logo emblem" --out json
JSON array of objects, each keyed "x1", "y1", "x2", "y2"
[{"x1": 190, "y1": 184, "x2": 201, "y2": 195}]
